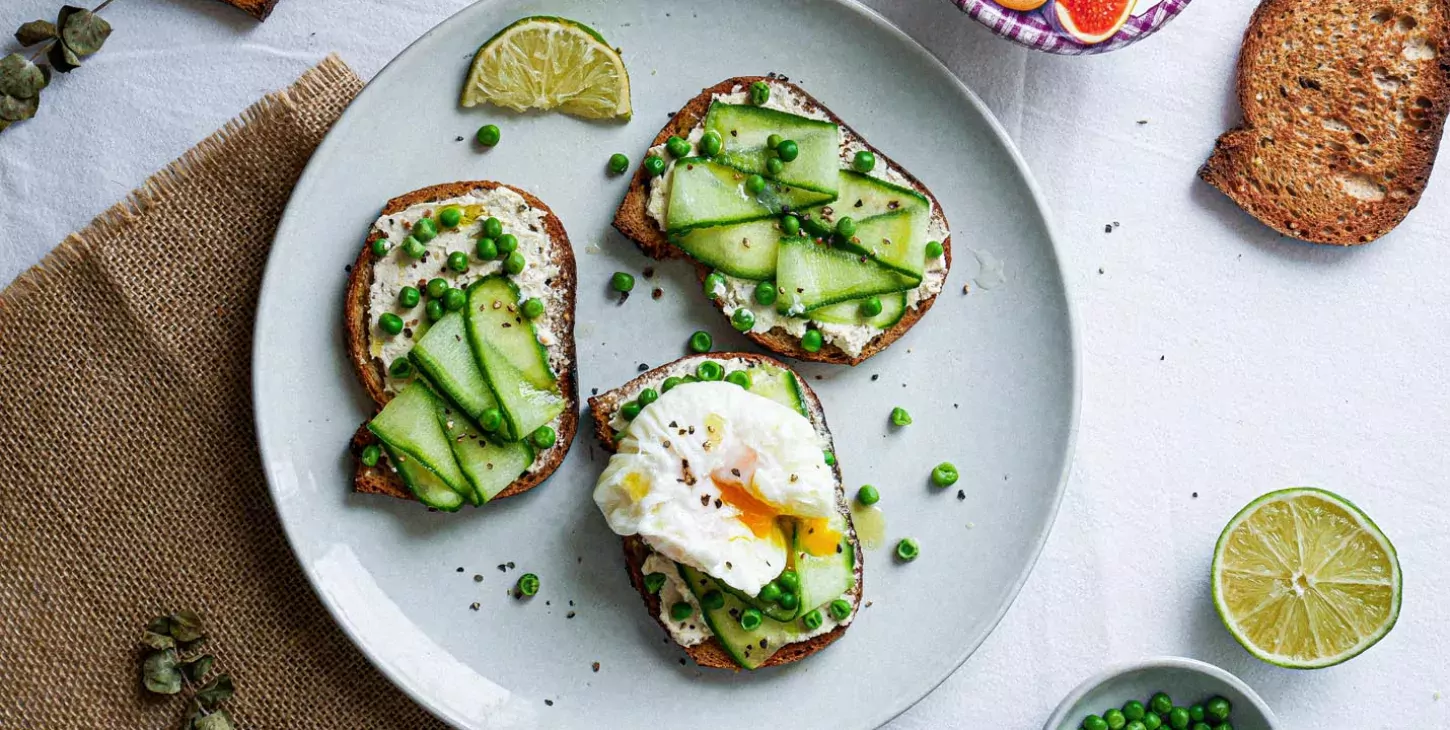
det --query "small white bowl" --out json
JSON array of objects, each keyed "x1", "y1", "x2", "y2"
[{"x1": 1043, "y1": 657, "x2": 1280, "y2": 730}]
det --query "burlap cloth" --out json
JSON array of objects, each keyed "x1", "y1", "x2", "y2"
[{"x1": 0, "y1": 55, "x2": 445, "y2": 729}]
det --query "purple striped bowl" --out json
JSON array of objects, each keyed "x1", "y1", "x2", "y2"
[{"x1": 951, "y1": 0, "x2": 1193, "y2": 55}]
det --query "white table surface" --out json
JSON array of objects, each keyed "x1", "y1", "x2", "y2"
[{"x1": 3, "y1": 0, "x2": 1444, "y2": 727}]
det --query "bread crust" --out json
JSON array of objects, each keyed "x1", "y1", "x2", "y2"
[
  {"x1": 344, "y1": 181, "x2": 579, "y2": 503},
  {"x1": 613, "y1": 76, "x2": 952, "y2": 365},
  {"x1": 587, "y1": 353, "x2": 864, "y2": 670},
  {"x1": 216, "y1": 0, "x2": 279, "y2": 21},
  {"x1": 1200, "y1": 0, "x2": 1450, "y2": 244}
]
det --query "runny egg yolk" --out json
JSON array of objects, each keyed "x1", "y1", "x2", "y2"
[
  {"x1": 797, "y1": 517, "x2": 843, "y2": 556},
  {"x1": 709, "y1": 448, "x2": 842, "y2": 553}
]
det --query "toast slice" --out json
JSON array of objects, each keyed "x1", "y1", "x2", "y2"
[
  {"x1": 588, "y1": 353, "x2": 864, "y2": 669},
  {"x1": 1200, "y1": 0, "x2": 1450, "y2": 245},
  {"x1": 343, "y1": 181, "x2": 579, "y2": 503},
  {"x1": 613, "y1": 76, "x2": 951, "y2": 365}
]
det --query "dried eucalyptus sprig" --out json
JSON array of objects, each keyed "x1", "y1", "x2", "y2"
[
  {"x1": 1, "y1": 0, "x2": 114, "y2": 133},
  {"x1": 140, "y1": 611, "x2": 239, "y2": 730}
]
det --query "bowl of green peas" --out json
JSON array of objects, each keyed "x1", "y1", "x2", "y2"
[{"x1": 1043, "y1": 657, "x2": 1279, "y2": 730}]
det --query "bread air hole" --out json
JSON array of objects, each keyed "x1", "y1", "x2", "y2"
[
  {"x1": 1338, "y1": 174, "x2": 1387, "y2": 202},
  {"x1": 1403, "y1": 38, "x2": 1437, "y2": 61},
  {"x1": 1371, "y1": 8, "x2": 1394, "y2": 24},
  {"x1": 1395, "y1": 15, "x2": 1418, "y2": 32}
]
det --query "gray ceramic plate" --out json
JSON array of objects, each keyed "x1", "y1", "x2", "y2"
[{"x1": 253, "y1": 0, "x2": 1078, "y2": 727}]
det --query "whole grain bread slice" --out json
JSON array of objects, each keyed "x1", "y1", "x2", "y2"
[
  {"x1": 588, "y1": 353, "x2": 864, "y2": 670},
  {"x1": 1200, "y1": 0, "x2": 1450, "y2": 245},
  {"x1": 613, "y1": 76, "x2": 951, "y2": 365},
  {"x1": 343, "y1": 181, "x2": 579, "y2": 502}
]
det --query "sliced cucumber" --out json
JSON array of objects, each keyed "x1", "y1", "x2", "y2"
[
  {"x1": 743, "y1": 360, "x2": 808, "y2": 418},
  {"x1": 409, "y1": 311, "x2": 513, "y2": 441},
  {"x1": 794, "y1": 517, "x2": 856, "y2": 615},
  {"x1": 441, "y1": 411, "x2": 534, "y2": 504},
  {"x1": 669, "y1": 218, "x2": 782, "y2": 279},
  {"x1": 810, "y1": 291, "x2": 907, "y2": 330},
  {"x1": 829, "y1": 169, "x2": 929, "y2": 220},
  {"x1": 776, "y1": 236, "x2": 913, "y2": 313},
  {"x1": 677, "y1": 564, "x2": 799, "y2": 670},
  {"x1": 704, "y1": 102, "x2": 840, "y2": 197},
  {"x1": 665, "y1": 159, "x2": 830, "y2": 234},
  {"x1": 836, "y1": 207, "x2": 930, "y2": 281},
  {"x1": 368, "y1": 381, "x2": 471, "y2": 505},
  {"x1": 465, "y1": 276, "x2": 556, "y2": 390},
  {"x1": 381, "y1": 443, "x2": 466, "y2": 512}
]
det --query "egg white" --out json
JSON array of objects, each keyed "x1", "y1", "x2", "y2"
[{"x1": 593, "y1": 381, "x2": 837, "y2": 595}]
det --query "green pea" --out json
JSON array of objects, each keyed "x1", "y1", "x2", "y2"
[
  {"x1": 398, "y1": 286, "x2": 421, "y2": 308},
  {"x1": 1188, "y1": 706, "x2": 1205, "y2": 724},
  {"x1": 515, "y1": 572, "x2": 539, "y2": 596},
  {"x1": 699, "y1": 130, "x2": 722, "y2": 157},
  {"x1": 1143, "y1": 714, "x2": 1163, "y2": 730},
  {"x1": 371, "y1": 238, "x2": 390, "y2": 257},
  {"x1": 749, "y1": 80, "x2": 769, "y2": 105},
  {"x1": 896, "y1": 537, "x2": 919, "y2": 561},
  {"x1": 505, "y1": 251, "x2": 526, "y2": 275},
  {"x1": 670, "y1": 601, "x2": 693, "y2": 621},
  {"x1": 425, "y1": 299, "x2": 444, "y2": 322},
  {"x1": 402, "y1": 236, "x2": 427, "y2": 258},
  {"x1": 637, "y1": 387, "x2": 659, "y2": 407},
  {"x1": 853, "y1": 150, "x2": 876, "y2": 173},
  {"x1": 611, "y1": 271, "x2": 635, "y2": 292},
  {"x1": 725, "y1": 370, "x2": 751, "y2": 389},
  {"x1": 828, "y1": 598, "x2": 852, "y2": 621},
  {"x1": 703, "y1": 271, "x2": 726, "y2": 299},
  {"x1": 745, "y1": 174, "x2": 766, "y2": 194},
  {"x1": 483, "y1": 217, "x2": 504, "y2": 239},
  {"x1": 776, "y1": 139, "x2": 799, "y2": 162},
  {"x1": 740, "y1": 607, "x2": 763, "y2": 630},
  {"x1": 1168, "y1": 708, "x2": 1190, "y2": 730},
  {"x1": 497, "y1": 233, "x2": 519, "y2": 254},
  {"x1": 643, "y1": 572, "x2": 666, "y2": 594},
  {"x1": 696, "y1": 360, "x2": 724, "y2": 381},
  {"x1": 476, "y1": 124, "x2": 501, "y2": 147},
  {"x1": 412, "y1": 217, "x2": 438, "y2": 243},
  {"x1": 857, "y1": 484, "x2": 880, "y2": 505},
  {"x1": 425, "y1": 279, "x2": 448, "y2": 299},
  {"x1": 608, "y1": 152, "x2": 630, "y2": 175},
  {"x1": 621, "y1": 401, "x2": 642, "y2": 420},
  {"x1": 1190, "y1": 725, "x2": 1211, "y2": 730},
  {"x1": 801, "y1": 329, "x2": 823, "y2": 353},
  {"x1": 1126, "y1": 722, "x2": 1147, "y2": 730},
  {"x1": 925, "y1": 240, "x2": 944, "y2": 258},
  {"x1": 801, "y1": 609, "x2": 823, "y2": 631},
  {"x1": 860, "y1": 296, "x2": 883, "y2": 317},
  {"x1": 777, "y1": 569, "x2": 800, "y2": 593},
  {"x1": 479, "y1": 408, "x2": 503, "y2": 432},
  {"x1": 438, "y1": 206, "x2": 463, "y2": 228},
  {"x1": 835, "y1": 216, "x2": 857, "y2": 239},
  {"x1": 767, "y1": 133, "x2": 783, "y2": 150},
  {"x1": 1105, "y1": 710, "x2": 1127, "y2": 730},
  {"x1": 378, "y1": 313, "x2": 403, "y2": 335},
  {"x1": 447, "y1": 251, "x2": 469, "y2": 273},
  {"x1": 661, "y1": 376, "x2": 684, "y2": 393},
  {"x1": 476, "y1": 237, "x2": 498, "y2": 259},
  {"x1": 758, "y1": 582, "x2": 782, "y2": 603},
  {"x1": 643, "y1": 155, "x2": 666, "y2": 177},
  {"x1": 775, "y1": 591, "x2": 798, "y2": 611},
  {"x1": 1124, "y1": 701, "x2": 1146, "y2": 722},
  {"x1": 701, "y1": 590, "x2": 725, "y2": 611},
  {"x1": 891, "y1": 407, "x2": 912, "y2": 427},
  {"x1": 360, "y1": 444, "x2": 381, "y2": 467},
  {"x1": 1204, "y1": 698, "x2": 1230, "y2": 723},
  {"x1": 688, "y1": 330, "x2": 713, "y2": 353},
  {"x1": 531, "y1": 426, "x2": 557, "y2": 449},
  {"x1": 932, "y1": 462, "x2": 959, "y2": 487},
  {"x1": 753, "y1": 281, "x2": 778, "y2": 306},
  {"x1": 823, "y1": 450, "x2": 835, "y2": 466},
  {"x1": 1083, "y1": 716, "x2": 1109, "y2": 730},
  {"x1": 389, "y1": 357, "x2": 413, "y2": 378},
  {"x1": 665, "y1": 135, "x2": 690, "y2": 158},
  {"x1": 766, "y1": 157, "x2": 784, "y2": 176},
  {"x1": 443, "y1": 288, "x2": 467, "y2": 312},
  {"x1": 730, "y1": 307, "x2": 755, "y2": 332},
  {"x1": 1150, "y1": 694, "x2": 1173, "y2": 716}
]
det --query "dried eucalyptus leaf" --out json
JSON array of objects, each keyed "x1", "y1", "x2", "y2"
[
  {"x1": 15, "y1": 20, "x2": 57, "y2": 47},
  {"x1": 168, "y1": 610, "x2": 205, "y2": 643},
  {"x1": 60, "y1": 8, "x2": 111, "y2": 57},
  {"x1": 182, "y1": 654, "x2": 214, "y2": 682},
  {"x1": 0, "y1": 94, "x2": 39, "y2": 122},
  {"x1": 0, "y1": 120, "x2": 11, "y2": 134},
  {"x1": 47, "y1": 42, "x2": 80, "y2": 73},
  {"x1": 141, "y1": 631, "x2": 175, "y2": 650},
  {"x1": 146, "y1": 616, "x2": 172, "y2": 635},
  {"x1": 142, "y1": 649, "x2": 182, "y2": 695},
  {"x1": 195, "y1": 710, "x2": 236, "y2": 730},
  {"x1": 0, "y1": 53, "x2": 48, "y2": 98},
  {"x1": 193, "y1": 673, "x2": 234, "y2": 709}
]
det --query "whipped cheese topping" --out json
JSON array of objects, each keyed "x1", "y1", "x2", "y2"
[{"x1": 644, "y1": 80, "x2": 949, "y2": 357}]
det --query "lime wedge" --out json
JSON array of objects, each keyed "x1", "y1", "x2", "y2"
[
  {"x1": 460, "y1": 16, "x2": 631, "y2": 120},
  {"x1": 1212, "y1": 487, "x2": 1401, "y2": 668}
]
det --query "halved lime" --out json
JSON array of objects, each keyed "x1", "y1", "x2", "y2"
[
  {"x1": 460, "y1": 16, "x2": 631, "y2": 120},
  {"x1": 1212, "y1": 487, "x2": 1401, "y2": 668}
]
